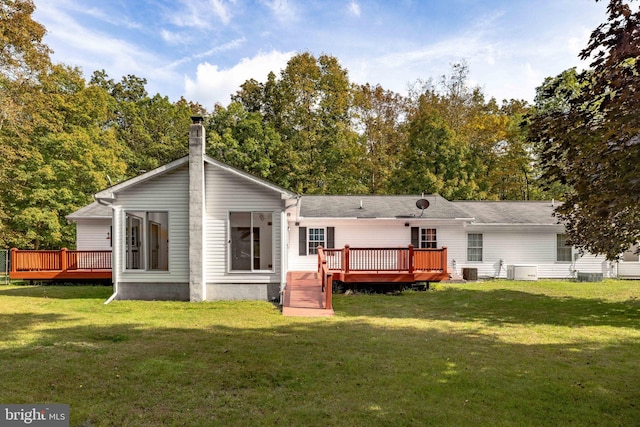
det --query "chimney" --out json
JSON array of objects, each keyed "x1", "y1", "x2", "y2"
[{"x1": 189, "y1": 116, "x2": 206, "y2": 301}]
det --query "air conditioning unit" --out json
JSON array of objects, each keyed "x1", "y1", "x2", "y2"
[{"x1": 507, "y1": 264, "x2": 538, "y2": 281}]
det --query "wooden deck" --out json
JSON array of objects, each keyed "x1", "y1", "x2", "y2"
[
  {"x1": 9, "y1": 248, "x2": 112, "y2": 281},
  {"x1": 320, "y1": 245, "x2": 449, "y2": 283},
  {"x1": 282, "y1": 271, "x2": 334, "y2": 317}
]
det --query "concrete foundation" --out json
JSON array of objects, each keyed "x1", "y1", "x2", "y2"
[
  {"x1": 206, "y1": 283, "x2": 281, "y2": 301},
  {"x1": 116, "y1": 282, "x2": 189, "y2": 301}
]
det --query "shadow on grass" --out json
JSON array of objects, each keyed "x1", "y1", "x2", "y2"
[
  {"x1": 0, "y1": 310, "x2": 638, "y2": 427},
  {"x1": 335, "y1": 288, "x2": 640, "y2": 329},
  {"x1": 0, "y1": 285, "x2": 113, "y2": 300}
]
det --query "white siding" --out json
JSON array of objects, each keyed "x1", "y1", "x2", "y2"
[
  {"x1": 618, "y1": 262, "x2": 640, "y2": 278},
  {"x1": 454, "y1": 226, "x2": 614, "y2": 279},
  {"x1": 75, "y1": 219, "x2": 112, "y2": 250},
  {"x1": 288, "y1": 219, "x2": 465, "y2": 272},
  {"x1": 288, "y1": 220, "x2": 614, "y2": 279},
  {"x1": 112, "y1": 165, "x2": 189, "y2": 283},
  {"x1": 204, "y1": 163, "x2": 285, "y2": 284}
]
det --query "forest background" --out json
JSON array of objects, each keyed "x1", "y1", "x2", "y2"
[{"x1": 1, "y1": 0, "x2": 630, "y2": 254}]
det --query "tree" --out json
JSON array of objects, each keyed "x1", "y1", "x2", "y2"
[
  {"x1": 206, "y1": 101, "x2": 283, "y2": 180},
  {"x1": 352, "y1": 83, "x2": 408, "y2": 193},
  {"x1": 395, "y1": 62, "x2": 536, "y2": 200},
  {"x1": 3, "y1": 65, "x2": 127, "y2": 249},
  {"x1": 90, "y1": 70, "x2": 199, "y2": 177},
  {"x1": 232, "y1": 53, "x2": 366, "y2": 194},
  {"x1": 530, "y1": 0, "x2": 640, "y2": 259}
]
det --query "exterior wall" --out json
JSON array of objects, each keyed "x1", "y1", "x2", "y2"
[
  {"x1": 112, "y1": 165, "x2": 190, "y2": 286},
  {"x1": 288, "y1": 219, "x2": 464, "y2": 272},
  {"x1": 75, "y1": 219, "x2": 112, "y2": 250},
  {"x1": 288, "y1": 220, "x2": 614, "y2": 280},
  {"x1": 455, "y1": 226, "x2": 614, "y2": 279},
  {"x1": 204, "y1": 163, "x2": 285, "y2": 299},
  {"x1": 618, "y1": 262, "x2": 640, "y2": 279}
]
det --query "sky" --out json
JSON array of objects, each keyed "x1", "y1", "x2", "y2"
[{"x1": 32, "y1": 0, "x2": 609, "y2": 110}]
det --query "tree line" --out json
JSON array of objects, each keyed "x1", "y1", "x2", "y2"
[{"x1": 1, "y1": 0, "x2": 638, "y2": 260}]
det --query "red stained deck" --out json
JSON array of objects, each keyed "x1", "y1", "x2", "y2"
[
  {"x1": 282, "y1": 245, "x2": 449, "y2": 317},
  {"x1": 9, "y1": 248, "x2": 112, "y2": 281},
  {"x1": 282, "y1": 271, "x2": 334, "y2": 317}
]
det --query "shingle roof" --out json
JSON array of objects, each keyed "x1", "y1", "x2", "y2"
[
  {"x1": 299, "y1": 195, "x2": 560, "y2": 225},
  {"x1": 299, "y1": 195, "x2": 473, "y2": 219},
  {"x1": 453, "y1": 200, "x2": 559, "y2": 225},
  {"x1": 66, "y1": 201, "x2": 112, "y2": 220}
]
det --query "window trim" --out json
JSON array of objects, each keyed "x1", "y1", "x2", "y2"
[
  {"x1": 228, "y1": 211, "x2": 275, "y2": 273},
  {"x1": 420, "y1": 227, "x2": 438, "y2": 249},
  {"x1": 123, "y1": 210, "x2": 170, "y2": 272},
  {"x1": 467, "y1": 233, "x2": 483, "y2": 263},
  {"x1": 556, "y1": 233, "x2": 573, "y2": 263},
  {"x1": 300, "y1": 226, "x2": 335, "y2": 256},
  {"x1": 307, "y1": 227, "x2": 326, "y2": 256},
  {"x1": 622, "y1": 244, "x2": 639, "y2": 262}
]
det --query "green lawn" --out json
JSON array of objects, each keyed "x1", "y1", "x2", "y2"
[{"x1": 1, "y1": 280, "x2": 639, "y2": 426}]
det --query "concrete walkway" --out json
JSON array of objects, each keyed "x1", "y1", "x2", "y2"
[{"x1": 282, "y1": 271, "x2": 334, "y2": 317}]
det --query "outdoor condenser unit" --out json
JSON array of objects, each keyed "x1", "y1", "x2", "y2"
[{"x1": 507, "y1": 265, "x2": 538, "y2": 281}]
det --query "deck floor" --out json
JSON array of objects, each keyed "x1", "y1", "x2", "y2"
[
  {"x1": 283, "y1": 271, "x2": 334, "y2": 317},
  {"x1": 9, "y1": 270, "x2": 112, "y2": 280}
]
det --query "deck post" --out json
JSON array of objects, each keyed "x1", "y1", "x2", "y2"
[
  {"x1": 61, "y1": 248, "x2": 67, "y2": 273},
  {"x1": 408, "y1": 244, "x2": 414, "y2": 274},
  {"x1": 441, "y1": 246, "x2": 448, "y2": 273},
  {"x1": 10, "y1": 248, "x2": 17, "y2": 274},
  {"x1": 344, "y1": 244, "x2": 350, "y2": 274},
  {"x1": 317, "y1": 246, "x2": 323, "y2": 274},
  {"x1": 325, "y1": 273, "x2": 333, "y2": 310}
]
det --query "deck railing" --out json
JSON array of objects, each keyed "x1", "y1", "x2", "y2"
[
  {"x1": 317, "y1": 247, "x2": 333, "y2": 310},
  {"x1": 319, "y1": 245, "x2": 447, "y2": 274},
  {"x1": 10, "y1": 248, "x2": 112, "y2": 273}
]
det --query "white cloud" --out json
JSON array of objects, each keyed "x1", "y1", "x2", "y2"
[
  {"x1": 261, "y1": 0, "x2": 296, "y2": 22},
  {"x1": 167, "y1": 0, "x2": 233, "y2": 28},
  {"x1": 184, "y1": 50, "x2": 294, "y2": 108},
  {"x1": 210, "y1": 0, "x2": 233, "y2": 25},
  {"x1": 161, "y1": 29, "x2": 184, "y2": 45},
  {"x1": 34, "y1": 2, "x2": 180, "y2": 97},
  {"x1": 348, "y1": 1, "x2": 361, "y2": 17},
  {"x1": 168, "y1": 37, "x2": 247, "y2": 68}
]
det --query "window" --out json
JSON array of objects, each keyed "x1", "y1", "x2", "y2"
[
  {"x1": 467, "y1": 233, "x2": 483, "y2": 262},
  {"x1": 229, "y1": 212, "x2": 273, "y2": 271},
  {"x1": 622, "y1": 244, "x2": 639, "y2": 262},
  {"x1": 299, "y1": 227, "x2": 334, "y2": 256},
  {"x1": 556, "y1": 234, "x2": 572, "y2": 262},
  {"x1": 308, "y1": 228, "x2": 325, "y2": 255},
  {"x1": 421, "y1": 228, "x2": 437, "y2": 248},
  {"x1": 125, "y1": 211, "x2": 169, "y2": 271}
]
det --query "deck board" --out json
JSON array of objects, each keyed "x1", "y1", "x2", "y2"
[
  {"x1": 283, "y1": 271, "x2": 334, "y2": 317},
  {"x1": 10, "y1": 270, "x2": 112, "y2": 280}
]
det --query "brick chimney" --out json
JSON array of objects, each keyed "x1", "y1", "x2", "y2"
[{"x1": 189, "y1": 116, "x2": 206, "y2": 301}]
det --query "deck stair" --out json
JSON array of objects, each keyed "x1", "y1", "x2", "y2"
[{"x1": 282, "y1": 271, "x2": 334, "y2": 317}]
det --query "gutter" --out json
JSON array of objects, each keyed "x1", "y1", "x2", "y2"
[{"x1": 95, "y1": 195, "x2": 118, "y2": 304}]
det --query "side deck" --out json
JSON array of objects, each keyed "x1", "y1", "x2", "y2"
[
  {"x1": 320, "y1": 245, "x2": 449, "y2": 283},
  {"x1": 282, "y1": 245, "x2": 450, "y2": 316},
  {"x1": 9, "y1": 248, "x2": 112, "y2": 280}
]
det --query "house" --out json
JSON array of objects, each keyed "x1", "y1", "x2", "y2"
[
  {"x1": 73, "y1": 117, "x2": 298, "y2": 302},
  {"x1": 285, "y1": 195, "x2": 620, "y2": 280},
  {"x1": 61, "y1": 117, "x2": 639, "y2": 301}
]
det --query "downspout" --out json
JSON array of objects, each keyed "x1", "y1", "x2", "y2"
[
  {"x1": 280, "y1": 195, "x2": 301, "y2": 305},
  {"x1": 96, "y1": 196, "x2": 118, "y2": 304}
]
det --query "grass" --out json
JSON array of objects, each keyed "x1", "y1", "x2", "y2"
[{"x1": 0, "y1": 280, "x2": 639, "y2": 426}]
